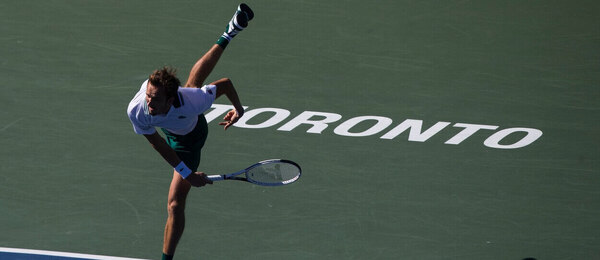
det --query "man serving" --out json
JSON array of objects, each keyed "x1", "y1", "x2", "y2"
[{"x1": 126, "y1": 4, "x2": 253, "y2": 260}]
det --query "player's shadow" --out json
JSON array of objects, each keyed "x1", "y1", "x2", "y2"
[{"x1": 522, "y1": 258, "x2": 537, "y2": 260}]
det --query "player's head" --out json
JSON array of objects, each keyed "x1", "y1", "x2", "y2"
[{"x1": 146, "y1": 67, "x2": 181, "y2": 115}]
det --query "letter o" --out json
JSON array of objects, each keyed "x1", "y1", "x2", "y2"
[
  {"x1": 334, "y1": 116, "x2": 393, "y2": 137},
  {"x1": 484, "y1": 128, "x2": 543, "y2": 149}
]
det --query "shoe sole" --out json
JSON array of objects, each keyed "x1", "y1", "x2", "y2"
[{"x1": 239, "y1": 3, "x2": 254, "y2": 21}]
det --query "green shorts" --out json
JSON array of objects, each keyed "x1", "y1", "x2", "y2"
[{"x1": 161, "y1": 115, "x2": 208, "y2": 172}]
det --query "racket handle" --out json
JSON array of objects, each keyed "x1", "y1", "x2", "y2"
[{"x1": 207, "y1": 175, "x2": 225, "y2": 181}]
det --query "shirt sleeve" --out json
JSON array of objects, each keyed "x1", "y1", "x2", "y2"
[
  {"x1": 128, "y1": 111, "x2": 156, "y2": 135},
  {"x1": 181, "y1": 85, "x2": 217, "y2": 114},
  {"x1": 126, "y1": 84, "x2": 157, "y2": 135}
]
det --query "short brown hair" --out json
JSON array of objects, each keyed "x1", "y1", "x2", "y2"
[{"x1": 149, "y1": 67, "x2": 181, "y2": 100}]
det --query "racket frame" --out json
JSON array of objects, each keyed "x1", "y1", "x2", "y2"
[{"x1": 206, "y1": 159, "x2": 302, "y2": 186}]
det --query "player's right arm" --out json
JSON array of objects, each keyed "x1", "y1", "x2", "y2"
[
  {"x1": 143, "y1": 132, "x2": 181, "y2": 167},
  {"x1": 143, "y1": 132, "x2": 212, "y2": 187},
  {"x1": 128, "y1": 87, "x2": 211, "y2": 187}
]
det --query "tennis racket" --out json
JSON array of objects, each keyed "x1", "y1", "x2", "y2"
[{"x1": 207, "y1": 159, "x2": 301, "y2": 186}]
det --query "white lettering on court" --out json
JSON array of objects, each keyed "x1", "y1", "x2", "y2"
[
  {"x1": 483, "y1": 128, "x2": 543, "y2": 149},
  {"x1": 334, "y1": 116, "x2": 393, "y2": 137},
  {"x1": 204, "y1": 104, "x2": 543, "y2": 149},
  {"x1": 445, "y1": 123, "x2": 499, "y2": 145},
  {"x1": 277, "y1": 111, "x2": 342, "y2": 134},
  {"x1": 234, "y1": 107, "x2": 291, "y2": 129},
  {"x1": 380, "y1": 119, "x2": 451, "y2": 142},
  {"x1": 204, "y1": 104, "x2": 249, "y2": 123}
]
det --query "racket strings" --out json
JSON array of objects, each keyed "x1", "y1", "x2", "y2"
[{"x1": 247, "y1": 162, "x2": 300, "y2": 184}]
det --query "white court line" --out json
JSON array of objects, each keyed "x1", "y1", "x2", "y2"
[
  {"x1": 0, "y1": 118, "x2": 23, "y2": 132},
  {"x1": 0, "y1": 247, "x2": 149, "y2": 260}
]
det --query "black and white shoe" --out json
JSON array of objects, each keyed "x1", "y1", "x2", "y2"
[{"x1": 222, "y1": 3, "x2": 254, "y2": 40}]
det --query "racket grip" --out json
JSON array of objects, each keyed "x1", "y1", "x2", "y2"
[{"x1": 207, "y1": 175, "x2": 225, "y2": 181}]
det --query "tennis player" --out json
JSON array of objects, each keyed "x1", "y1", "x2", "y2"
[{"x1": 126, "y1": 4, "x2": 253, "y2": 260}]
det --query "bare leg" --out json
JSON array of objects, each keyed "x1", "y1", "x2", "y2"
[
  {"x1": 185, "y1": 44, "x2": 224, "y2": 88},
  {"x1": 185, "y1": 3, "x2": 253, "y2": 88},
  {"x1": 163, "y1": 170, "x2": 192, "y2": 256}
]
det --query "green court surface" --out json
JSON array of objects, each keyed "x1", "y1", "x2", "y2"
[{"x1": 1, "y1": 1, "x2": 599, "y2": 259}]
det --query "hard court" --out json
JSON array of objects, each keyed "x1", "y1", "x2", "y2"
[{"x1": 1, "y1": 1, "x2": 598, "y2": 259}]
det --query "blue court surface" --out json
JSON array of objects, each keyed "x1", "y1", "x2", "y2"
[{"x1": 0, "y1": 248, "x2": 148, "y2": 260}]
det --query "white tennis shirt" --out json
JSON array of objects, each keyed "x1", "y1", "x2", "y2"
[{"x1": 127, "y1": 80, "x2": 217, "y2": 135}]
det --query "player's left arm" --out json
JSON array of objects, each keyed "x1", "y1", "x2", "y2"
[{"x1": 210, "y1": 78, "x2": 244, "y2": 130}]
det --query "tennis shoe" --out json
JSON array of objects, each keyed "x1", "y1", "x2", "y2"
[{"x1": 222, "y1": 3, "x2": 254, "y2": 40}]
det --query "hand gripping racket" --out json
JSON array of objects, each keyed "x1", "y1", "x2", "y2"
[{"x1": 207, "y1": 159, "x2": 301, "y2": 186}]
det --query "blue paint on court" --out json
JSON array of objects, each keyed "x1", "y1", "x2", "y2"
[
  {"x1": 0, "y1": 248, "x2": 148, "y2": 260},
  {"x1": 0, "y1": 252, "x2": 89, "y2": 260}
]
